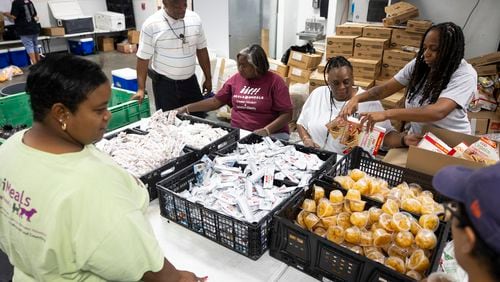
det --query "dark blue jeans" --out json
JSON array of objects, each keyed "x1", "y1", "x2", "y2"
[{"x1": 148, "y1": 69, "x2": 206, "y2": 118}]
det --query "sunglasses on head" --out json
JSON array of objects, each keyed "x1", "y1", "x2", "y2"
[{"x1": 443, "y1": 202, "x2": 471, "y2": 228}]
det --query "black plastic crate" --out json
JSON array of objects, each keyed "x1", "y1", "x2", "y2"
[
  {"x1": 216, "y1": 133, "x2": 337, "y2": 185},
  {"x1": 270, "y1": 179, "x2": 451, "y2": 282},
  {"x1": 156, "y1": 159, "x2": 302, "y2": 260},
  {"x1": 142, "y1": 114, "x2": 239, "y2": 156},
  {"x1": 102, "y1": 127, "x2": 199, "y2": 200},
  {"x1": 321, "y1": 147, "x2": 448, "y2": 204}
]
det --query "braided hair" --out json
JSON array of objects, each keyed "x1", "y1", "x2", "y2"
[
  {"x1": 323, "y1": 56, "x2": 353, "y2": 87},
  {"x1": 323, "y1": 56, "x2": 353, "y2": 108},
  {"x1": 407, "y1": 22, "x2": 465, "y2": 105}
]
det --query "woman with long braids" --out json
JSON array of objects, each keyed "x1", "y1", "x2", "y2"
[
  {"x1": 341, "y1": 22, "x2": 477, "y2": 136},
  {"x1": 297, "y1": 56, "x2": 420, "y2": 153}
]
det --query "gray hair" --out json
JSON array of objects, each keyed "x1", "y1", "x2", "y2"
[{"x1": 237, "y1": 44, "x2": 269, "y2": 75}]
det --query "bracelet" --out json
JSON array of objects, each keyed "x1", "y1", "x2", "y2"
[
  {"x1": 264, "y1": 127, "x2": 271, "y2": 136},
  {"x1": 400, "y1": 134, "x2": 409, "y2": 148}
]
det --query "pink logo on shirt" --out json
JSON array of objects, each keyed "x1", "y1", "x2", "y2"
[{"x1": 1, "y1": 178, "x2": 36, "y2": 222}]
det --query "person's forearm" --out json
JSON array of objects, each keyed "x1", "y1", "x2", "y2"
[
  {"x1": 385, "y1": 106, "x2": 448, "y2": 122},
  {"x1": 185, "y1": 97, "x2": 224, "y2": 113},
  {"x1": 136, "y1": 58, "x2": 149, "y2": 91},
  {"x1": 142, "y1": 258, "x2": 180, "y2": 282},
  {"x1": 196, "y1": 48, "x2": 212, "y2": 84},
  {"x1": 297, "y1": 124, "x2": 312, "y2": 141},
  {"x1": 357, "y1": 85, "x2": 390, "y2": 103},
  {"x1": 265, "y1": 112, "x2": 292, "y2": 134}
]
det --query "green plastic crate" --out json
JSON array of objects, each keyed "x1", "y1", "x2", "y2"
[
  {"x1": 107, "y1": 87, "x2": 150, "y2": 131},
  {"x1": 0, "y1": 88, "x2": 150, "y2": 131},
  {"x1": 0, "y1": 92, "x2": 33, "y2": 127}
]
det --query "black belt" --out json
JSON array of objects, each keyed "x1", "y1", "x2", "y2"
[{"x1": 148, "y1": 69, "x2": 195, "y2": 83}]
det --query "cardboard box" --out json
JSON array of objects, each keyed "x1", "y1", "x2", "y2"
[
  {"x1": 127, "y1": 30, "x2": 140, "y2": 44},
  {"x1": 353, "y1": 37, "x2": 389, "y2": 60},
  {"x1": 468, "y1": 111, "x2": 500, "y2": 135},
  {"x1": 335, "y1": 23, "x2": 366, "y2": 36},
  {"x1": 406, "y1": 126, "x2": 500, "y2": 175},
  {"x1": 467, "y1": 52, "x2": 500, "y2": 67},
  {"x1": 117, "y1": 42, "x2": 137, "y2": 54},
  {"x1": 381, "y1": 91, "x2": 405, "y2": 109},
  {"x1": 288, "y1": 66, "x2": 312, "y2": 84},
  {"x1": 473, "y1": 64, "x2": 498, "y2": 76},
  {"x1": 325, "y1": 50, "x2": 353, "y2": 60},
  {"x1": 390, "y1": 29, "x2": 423, "y2": 48},
  {"x1": 41, "y1": 27, "x2": 65, "y2": 36},
  {"x1": 287, "y1": 50, "x2": 322, "y2": 70},
  {"x1": 326, "y1": 35, "x2": 359, "y2": 46},
  {"x1": 383, "y1": 49, "x2": 416, "y2": 66},
  {"x1": 354, "y1": 37, "x2": 390, "y2": 51},
  {"x1": 317, "y1": 62, "x2": 326, "y2": 74},
  {"x1": 406, "y1": 20, "x2": 432, "y2": 34},
  {"x1": 354, "y1": 79, "x2": 374, "y2": 89},
  {"x1": 349, "y1": 58, "x2": 381, "y2": 79},
  {"x1": 380, "y1": 63, "x2": 403, "y2": 80},
  {"x1": 309, "y1": 70, "x2": 326, "y2": 93},
  {"x1": 268, "y1": 58, "x2": 289, "y2": 78},
  {"x1": 362, "y1": 26, "x2": 392, "y2": 39},
  {"x1": 97, "y1": 37, "x2": 114, "y2": 52},
  {"x1": 383, "y1": 2, "x2": 419, "y2": 27}
]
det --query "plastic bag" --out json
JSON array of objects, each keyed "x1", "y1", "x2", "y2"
[{"x1": 0, "y1": 66, "x2": 24, "y2": 82}]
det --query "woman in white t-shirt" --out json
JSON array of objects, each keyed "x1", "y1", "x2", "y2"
[
  {"x1": 341, "y1": 22, "x2": 477, "y2": 135},
  {"x1": 297, "y1": 56, "x2": 420, "y2": 154}
]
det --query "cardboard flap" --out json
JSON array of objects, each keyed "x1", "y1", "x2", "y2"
[
  {"x1": 423, "y1": 125, "x2": 479, "y2": 147},
  {"x1": 382, "y1": 148, "x2": 408, "y2": 167},
  {"x1": 407, "y1": 146, "x2": 485, "y2": 175},
  {"x1": 48, "y1": 0, "x2": 85, "y2": 20}
]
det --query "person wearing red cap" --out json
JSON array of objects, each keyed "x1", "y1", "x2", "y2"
[{"x1": 433, "y1": 163, "x2": 500, "y2": 282}]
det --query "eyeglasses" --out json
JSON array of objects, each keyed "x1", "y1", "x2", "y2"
[{"x1": 443, "y1": 202, "x2": 470, "y2": 228}]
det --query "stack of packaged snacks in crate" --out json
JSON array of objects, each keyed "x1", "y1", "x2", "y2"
[
  {"x1": 156, "y1": 135, "x2": 336, "y2": 260},
  {"x1": 99, "y1": 111, "x2": 239, "y2": 199},
  {"x1": 215, "y1": 133, "x2": 337, "y2": 185},
  {"x1": 97, "y1": 127, "x2": 198, "y2": 200},
  {"x1": 155, "y1": 114, "x2": 240, "y2": 156},
  {"x1": 270, "y1": 147, "x2": 450, "y2": 281}
]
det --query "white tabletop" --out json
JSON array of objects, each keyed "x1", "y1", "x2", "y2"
[{"x1": 146, "y1": 199, "x2": 317, "y2": 282}]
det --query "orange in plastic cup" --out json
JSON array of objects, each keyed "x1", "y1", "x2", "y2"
[
  {"x1": 350, "y1": 211, "x2": 369, "y2": 228},
  {"x1": 301, "y1": 198, "x2": 316, "y2": 213},
  {"x1": 391, "y1": 212, "x2": 411, "y2": 232},
  {"x1": 349, "y1": 169, "x2": 366, "y2": 181},
  {"x1": 320, "y1": 215, "x2": 337, "y2": 228},
  {"x1": 401, "y1": 198, "x2": 422, "y2": 215},
  {"x1": 373, "y1": 228, "x2": 392, "y2": 247},
  {"x1": 296, "y1": 210, "x2": 310, "y2": 229},
  {"x1": 313, "y1": 185, "x2": 325, "y2": 203},
  {"x1": 336, "y1": 212, "x2": 352, "y2": 229},
  {"x1": 329, "y1": 190, "x2": 344, "y2": 203},
  {"x1": 344, "y1": 226, "x2": 361, "y2": 244},
  {"x1": 326, "y1": 225, "x2": 345, "y2": 244},
  {"x1": 407, "y1": 249, "x2": 430, "y2": 272},
  {"x1": 395, "y1": 231, "x2": 414, "y2": 248},
  {"x1": 366, "y1": 251, "x2": 386, "y2": 264},
  {"x1": 317, "y1": 198, "x2": 334, "y2": 218},
  {"x1": 345, "y1": 189, "x2": 361, "y2": 201},
  {"x1": 415, "y1": 228, "x2": 437, "y2": 249},
  {"x1": 368, "y1": 207, "x2": 383, "y2": 223},
  {"x1": 406, "y1": 270, "x2": 423, "y2": 280},
  {"x1": 304, "y1": 212, "x2": 320, "y2": 231},
  {"x1": 378, "y1": 213, "x2": 394, "y2": 232},
  {"x1": 385, "y1": 256, "x2": 406, "y2": 274},
  {"x1": 382, "y1": 198, "x2": 400, "y2": 215},
  {"x1": 419, "y1": 214, "x2": 440, "y2": 232}
]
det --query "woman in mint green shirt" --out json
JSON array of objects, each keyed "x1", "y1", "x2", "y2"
[{"x1": 0, "y1": 54, "x2": 205, "y2": 282}]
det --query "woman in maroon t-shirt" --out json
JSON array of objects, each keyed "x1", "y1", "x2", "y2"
[{"x1": 178, "y1": 44, "x2": 293, "y2": 140}]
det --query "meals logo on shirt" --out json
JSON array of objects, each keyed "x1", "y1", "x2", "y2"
[{"x1": 1, "y1": 178, "x2": 37, "y2": 222}]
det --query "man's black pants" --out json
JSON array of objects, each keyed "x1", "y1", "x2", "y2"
[{"x1": 148, "y1": 69, "x2": 206, "y2": 118}]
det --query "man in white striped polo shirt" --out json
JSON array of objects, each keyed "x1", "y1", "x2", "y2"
[{"x1": 133, "y1": 0, "x2": 211, "y2": 117}]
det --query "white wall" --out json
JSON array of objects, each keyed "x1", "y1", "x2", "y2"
[
  {"x1": 276, "y1": 0, "x2": 298, "y2": 60},
  {"x1": 132, "y1": 0, "x2": 158, "y2": 31},
  {"x1": 406, "y1": 0, "x2": 500, "y2": 58},
  {"x1": 193, "y1": 0, "x2": 229, "y2": 58}
]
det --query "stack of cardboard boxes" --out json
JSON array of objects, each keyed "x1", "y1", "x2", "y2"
[
  {"x1": 466, "y1": 51, "x2": 500, "y2": 136},
  {"x1": 286, "y1": 50, "x2": 322, "y2": 84},
  {"x1": 117, "y1": 30, "x2": 140, "y2": 54},
  {"x1": 383, "y1": 2, "x2": 419, "y2": 27}
]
